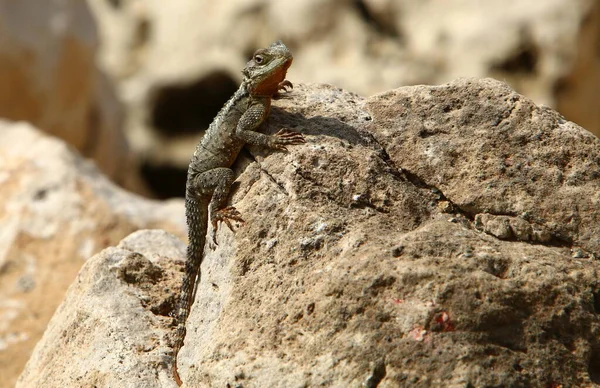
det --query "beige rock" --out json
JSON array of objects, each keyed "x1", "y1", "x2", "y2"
[
  {"x1": 17, "y1": 230, "x2": 185, "y2": 388},
  {"x1": 19, "y1": 80, "x2": 600, "y2": 387},
  {"x1": 365, "y1": 78, "x2": 600, "y2": 254},
  {"x1": 0, "y1": 121, "x2": 185, "y2": 387},
  {"x1": 0, "y1": 0, "x2": 134, "y2": 188}
]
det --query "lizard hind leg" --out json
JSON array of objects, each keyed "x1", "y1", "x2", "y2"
[
  {"x1": 211, "y1": 206, "x2": 245, "y2": 244},
  {"x1": 188, "y1": 167, "x2": 244, "y2": 245}
]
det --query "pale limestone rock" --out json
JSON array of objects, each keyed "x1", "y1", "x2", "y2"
[
  {"x1": 17, "y1": 230, "x2": 185, "y2": 388},
  {"x1": 0, "y1": 121, "x2": 184, "y2": 387}
]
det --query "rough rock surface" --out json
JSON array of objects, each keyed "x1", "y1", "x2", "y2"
[
  {"x1": 0, "y1": 121, "x2": 185, "y2": 387},
  {"x1": 19, "y1": 79, "x2": 600, "y2": 387},
  {"x1": 17, "y1": 230, "x2": 185, "y2": 388},
  {"x1": 86, "y1": 0, "x2": 600, "y2": 188},
  {"x1": 0, "y1": 0, "x2": 135, "y2": 189}
]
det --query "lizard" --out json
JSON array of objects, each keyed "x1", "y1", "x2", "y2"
[{"x1": 171, "y1": 40, "x2": 305, "y2": 386}]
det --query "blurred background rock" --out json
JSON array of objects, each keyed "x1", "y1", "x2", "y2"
[{"x1": 2, "y1": 0, "x2": 598, "y2": 199}]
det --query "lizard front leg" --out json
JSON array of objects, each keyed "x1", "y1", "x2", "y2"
[{"x1": 235, "y1": 99, "x2": 305, "y2": 150}]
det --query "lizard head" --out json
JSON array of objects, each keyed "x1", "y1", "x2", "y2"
[{"x1": 243, "y1": 40, "x2": 293, "y2": 96}]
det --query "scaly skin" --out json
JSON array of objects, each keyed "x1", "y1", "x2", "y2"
[{"x1": 172, "y1": 41, "x2": 305, "y2": 386}]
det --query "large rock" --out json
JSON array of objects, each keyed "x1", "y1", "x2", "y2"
[
  {"x1": 85, "y1": 0, "x2": 600, "y2": 193},
  {"x1": 0, "y1": 0, "x2": 134, "y2": 189},
  {"x1": 0, "y1": 121, "x2": 185, "y2": 388},
  {"x1": 18, "y1": 80, "x2": 600, "y2": 387}
]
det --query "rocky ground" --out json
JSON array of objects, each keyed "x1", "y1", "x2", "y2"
[{"x1": 14, "y1": 79, "x2": 600, "y2": 387}]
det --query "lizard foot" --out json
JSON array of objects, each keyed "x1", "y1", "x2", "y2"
[
  {"x1": 278, "y1": 80, "x2": 293, "y2": 92},
  {"x1": 211, "y1": 206, "x2": 245, "y2": 244},
  {"x1": 268, "y1": 129, "x2": 306, "y2": 151},
  {"x1": 274, "y1": 80, "x2": 293, "y2": 99}
]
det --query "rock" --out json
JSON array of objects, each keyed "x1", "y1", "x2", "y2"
[
  {"x1": 18, "y1": 80, "x2": 600, "y2": 387},
  {"x1": 83, "y1": 0, "x2": 599, "y2": 194},
  {"x1": 0, "y1": 0, "x2": 135, "y2": 189},
  {"x1": 17, "y1": 230, "x2": 185, "y2": 388},
  {"x1": 0, "y1": 121, "x2": 185, "y2": 388},
  {"x1": 365, "y1": 78, "x2": 600, "y2": 254}
]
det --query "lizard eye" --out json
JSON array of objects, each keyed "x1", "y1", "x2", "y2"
[{"x1": 254, "y1": 54, "x2": 264, "y2": 64}]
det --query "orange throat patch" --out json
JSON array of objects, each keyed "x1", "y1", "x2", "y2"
[{"x1": 250, "y1": 59, "x2": 292, "y2": 96}]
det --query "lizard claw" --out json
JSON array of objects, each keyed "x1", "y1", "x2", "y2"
[
  {"x1": 173, "y1": 364, "x2": 183, "y2": 386},
  {"x1": 269, "y1": 129, "x2": 306, "y2": 151},
  {"x1": 278, "y1": 80, "x2": 293, "y2": 92},
  {"x1": 211, "y1": 206, "x2": 245, "y2": 244}
]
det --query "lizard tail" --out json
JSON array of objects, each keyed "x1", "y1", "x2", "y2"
[{"x1": 172, "y1": 194, "x2": 208, "y2": 385}]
